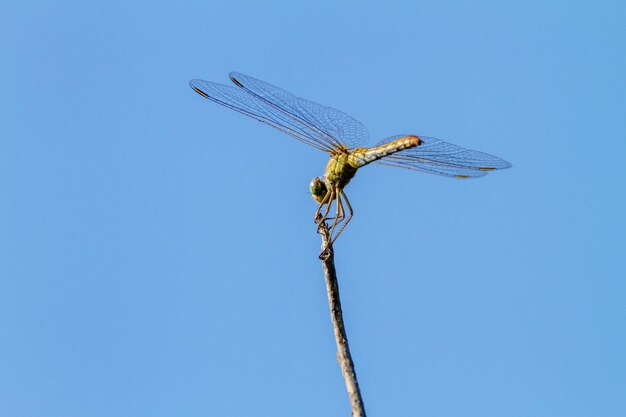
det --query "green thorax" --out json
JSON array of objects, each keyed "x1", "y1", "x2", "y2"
[{"x1": 324, "y1": 152, "x2": 362, "y2": 190}]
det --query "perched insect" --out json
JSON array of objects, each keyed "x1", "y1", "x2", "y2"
[{"x1": 190, "y1": 73, "x2": 511, "y2": 255}]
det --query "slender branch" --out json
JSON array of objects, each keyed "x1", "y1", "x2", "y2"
[{"x1": 317, "y1": 218, "x2": 366, "y2": 417}]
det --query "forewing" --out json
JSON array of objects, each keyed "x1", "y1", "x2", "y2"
[
  {"x1": 374, "y1": 135, "x2": 512, "y2": 178},
  {"x1": 229, "y1": 72, "x2": 369, "y2": 151},
  {"x1": 190, "y1": 79, "x2": 341, "y2": 152}
]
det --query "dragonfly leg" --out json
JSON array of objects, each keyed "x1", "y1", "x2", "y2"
[
  {"x1": 321, "y1": 187, "x2": 343, "y2": 257},
  {"x1": 314, "y1": 191, "x2": 328, "y2": 219},
  {"x1": 331, "y1": 190, "x2": 354, "y2": 245},
  {"x1": 316, "y1": 188, "x2": 336, "y2": 238},
  {"x1": 336, "y1": 191, "x2": 346, "y2": 224},
  {"x1": 314, "y1": 187, "x2": 333, "y2": 224},
  {"x1": 328, "y1": 188, "x2": 345, "y2": 226},
  {"x1": 328, "y1": 187, "x2": 343, "y2": 239},
  {"x1": 319, "y1": 188, "x2": 335, "y2": 223}
]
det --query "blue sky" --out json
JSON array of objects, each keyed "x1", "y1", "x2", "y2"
[{"x1": 1, "y1": 1, "x2": 625, "y2": 416}]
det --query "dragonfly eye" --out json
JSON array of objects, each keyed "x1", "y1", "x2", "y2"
[{"x1": 310, "y1": 177, "x2": 328, "y2": 203}]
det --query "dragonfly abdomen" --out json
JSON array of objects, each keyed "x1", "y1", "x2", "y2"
[{"x1": 350, "y1": 135, "x2": 421, "y2": 167}]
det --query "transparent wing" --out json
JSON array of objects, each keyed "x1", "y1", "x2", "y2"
[
  {"x1": 191, "y1": 79, "x2": 337, "y2": 152},
  {"x1": 374, "y1": 135, "x2": 512, "y2": 179},
  {"x1": 228, "y1": 72, "x2": 369, "y2": 151}
]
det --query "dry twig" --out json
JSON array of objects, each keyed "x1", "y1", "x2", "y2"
[{"x1": 317, "y1": 218, "x2": 366, "y2": 417}]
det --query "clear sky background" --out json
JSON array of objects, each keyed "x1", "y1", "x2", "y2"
[{"x1": 2, "y1": 1, "x2": 625, "y2": 416}]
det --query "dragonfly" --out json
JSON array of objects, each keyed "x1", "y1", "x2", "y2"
[{"x1": 190, "y1": 72, "x2": 511, "y2": 255}]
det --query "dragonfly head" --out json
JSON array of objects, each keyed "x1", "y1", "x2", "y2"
[{"x1": 310, "y1": 177, "x2": 328, "y2": 203}]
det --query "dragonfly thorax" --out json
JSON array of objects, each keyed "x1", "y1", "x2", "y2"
[{"x1": 325, "y1": 153, "x2": 359, "y2": 190}]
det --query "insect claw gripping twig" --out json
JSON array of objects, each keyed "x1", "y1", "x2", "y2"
[{"x1": 315, "y1": 217, "x2": 326, "y2": 235}]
